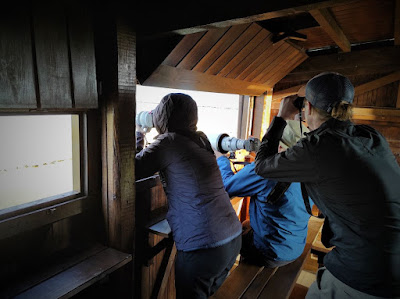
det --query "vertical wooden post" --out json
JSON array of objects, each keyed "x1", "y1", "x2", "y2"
[
  {"x1": 95, "y1": 8, "x2": 136, "y2": 297},
  {"x1": 260, "y1": 88, "x2": 273, "y2": 140},
  {"x1": 395, "y1": 0, "x2": 400, "y2": 46}
]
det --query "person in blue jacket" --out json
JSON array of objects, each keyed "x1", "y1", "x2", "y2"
[{"x1": 216, "y1": 120, "x2": 313, "y2": 267}]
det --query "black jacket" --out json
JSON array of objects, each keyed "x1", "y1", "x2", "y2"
[{"x1": 255, "y1": 116, "x2": 400, "y2": 298}]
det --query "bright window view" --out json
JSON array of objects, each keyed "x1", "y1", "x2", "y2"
[
  {"x1": 136, "y1": 85, "x2": 240, "y2": 144},
  {"x1": 0, "y1": 115, "x2": 80, "y2": 211}
]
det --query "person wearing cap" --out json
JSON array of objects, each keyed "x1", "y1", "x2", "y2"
[
  {"x1": 254, "y1": 72, "x2": 400, "y2": 298},
  {"x1": 136, "y1": 93, "x2": 242, "y2": 299},
  {"x1": 216, "y1": 121, "x2": 314, "y2": 267}
]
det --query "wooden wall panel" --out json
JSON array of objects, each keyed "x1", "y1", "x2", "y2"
[
  {"x1": 33, "y1": 3, "x2": 72, "y2": 109},
  {"x1": 0, "y1": 7, "x2": 36, "y2": 108},
  {"x1": 68, "y1": 4, "x2": 97, "y2": 109}
]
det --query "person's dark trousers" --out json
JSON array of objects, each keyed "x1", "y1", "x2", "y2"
[
  {"x1": 175, "y1": 235, "x2": 241, "y2": 299},
  {"x1": 241, "y1": 226, "x2": 294, "y2": 268}
]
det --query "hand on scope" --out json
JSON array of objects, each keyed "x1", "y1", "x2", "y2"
[
  {"x1": 277, "y1": 95, "x2": 300, "y2": 121},
  {"x1": 136, "y1": 124, "x2": 147, "y2": 134},
  {"x1": 213, "y1": 149, "x2": 229, "y2": 159}
]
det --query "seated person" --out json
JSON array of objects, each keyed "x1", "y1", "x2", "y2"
[
  {"x1": 136, "y1": 93, "x2": 242, "y2": 299},
  {"x1": 216, "y1": 120, "x2": 313, "y2": 268}
]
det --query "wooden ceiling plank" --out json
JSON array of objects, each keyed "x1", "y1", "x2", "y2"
[
  {"x1": 176, "y1": 27, "x2": 229, "y2": 70},
  {"x1": 205, "y1": 23, "x2": 263, "y2": 75},
  {"x1": 193, "y1": 24, "x2": 250, "y2": 73},
  {"x1": 310, "y1": 8, "x2": 351, "y2": 52},
  {"x1": 264, "y1": 52, "x2": 308, "y2": 87},
  {"x1": 143, "y1": 65, "x2": 269, "y2": 96},
  {"x1": 253, "y1": 44, "x2": 298, "y2": 83},
  {"x1": 354, "y1": 71, "x2": 400, "y2": 96},
  {"x1": 218, "y1": 30, "x2": 271, "y2": 77},
  {"x1": 226, "y1": 33, "x2": 273, "y2": 79},
  {"x1": 395, "y1": 0, "x2": 400, "y2": 46},
  {"x1": 243, "y1": 41, "x2": 291, "y2": 82},
  {"x1": 162, "y1": 31, "x2": 206, "y2": 67}
]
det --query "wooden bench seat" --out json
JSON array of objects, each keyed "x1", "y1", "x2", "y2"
[
  {"x1": 1, "y1": 244, "x2": 132, "y2": 299},
  {"x1": 211, "y1": 217, "x2": 324, "y2": 299}
]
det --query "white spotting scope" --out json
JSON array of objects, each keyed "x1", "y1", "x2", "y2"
[
  {"x1": 136, "y1": 111, "x2": 154, "y2": 129},
  {"x1": 207, "y1": 133, "x2": 261, "y2": 154}
]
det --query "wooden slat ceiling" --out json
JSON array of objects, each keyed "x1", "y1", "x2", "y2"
[
  {"x1": 144, "y1": 23, "x2": 307, "y2": 94},
  {"x1": 141, "y1": 0, "x2": 398, "y2": 96}
]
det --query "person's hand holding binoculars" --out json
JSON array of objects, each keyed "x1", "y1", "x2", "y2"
[{"x1": 277, "y1": 95, "x2": 301, "y2": 121}]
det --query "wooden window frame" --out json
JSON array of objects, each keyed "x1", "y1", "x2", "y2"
[{"x1": 0, "y1": 112, "x2": 91, "y2": 240}]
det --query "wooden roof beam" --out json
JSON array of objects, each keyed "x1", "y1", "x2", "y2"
[
  {"x1": 162, "y1": 0, "x2": 354, "y2": 36},
  {"x1": 271, "y1": 84, "x2": 304, "y2": 100},
  {"x1": 395, "y1": 0, "x2": 400, "y2": 46},
  {"x1": 354, "y1": 71, "x2": 400, "y2": 96},
  {"x1": 309, "y1": 8, "x2": 351, "y2": 52},
  {"x1": 143, "y1": 65, "x2": 270, "y2": 96}
]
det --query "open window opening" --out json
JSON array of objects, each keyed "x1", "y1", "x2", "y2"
[{"x1": 136, "y1": 85, "x2": 241, "y2": 143}]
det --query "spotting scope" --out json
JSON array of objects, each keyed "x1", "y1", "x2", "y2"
[{"x1": 208, "y1": 133, "x2": 260, "y2": 154}]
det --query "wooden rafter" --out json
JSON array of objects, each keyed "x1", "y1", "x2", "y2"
[
  {"x1": 310, "y1": 8, "x2": 351, "y2": 52},
  {"x1": 395, "y1": 0, "x2": 400, "y2": 46},
  {"x1": 166, "y1": 0, "x2": 354, "y2": 35},
  {"x1": 272, "y1": 84, "x2": 304, "y2": 101},
  {"x1": 143, "y1": 65, "x2": 269, "y2": 96},
  {"x1": 354, "y1": 71, "x2": 400, "y2": 96}
]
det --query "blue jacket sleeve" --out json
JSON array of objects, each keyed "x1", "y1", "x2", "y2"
[{"x1": 217, "y1": 156, "x2": 270, "y2": 198}]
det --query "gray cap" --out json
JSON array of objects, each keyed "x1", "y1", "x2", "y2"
[{"x1": 305, "y1": 72, "x2": 354, "y2": 113}]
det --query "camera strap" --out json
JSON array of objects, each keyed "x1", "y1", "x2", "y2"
[
  {"x1": 300, "y1": 182, "x2": 313, "y2": 215},
  {"x1": 264, "y1": 182, "x2": 291, "y2": 205},
  {"x1": 260, "y1": 182, "x2": 313, "y2": 216}
]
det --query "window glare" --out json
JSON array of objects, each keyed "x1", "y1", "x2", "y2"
[
  {"x1": 0, "y1": 115, "x2": 79, "y2": 210},
  {"x1": 136, "y1": 85, "x2": 240, "y2": 143}
]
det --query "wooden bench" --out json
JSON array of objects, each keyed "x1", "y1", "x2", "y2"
[
  {"x1": 1, "y1": 244, "x2": 132, "y2": 299},
  {"x1": 211, "y1": 217, "x2": 324, "y2": 299}
]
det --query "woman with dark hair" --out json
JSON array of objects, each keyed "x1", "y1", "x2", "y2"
[{"x1": 136, "y1": 93, "x2": 242, "y2": 299}]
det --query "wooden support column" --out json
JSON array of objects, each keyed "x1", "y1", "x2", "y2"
[
  {"x1": 397, "y1": 82, "x2": 400, "y2": 108},
  {"x1": 97, "y1": 12, "x2": 136, "y2": 253},
  {"x1": 260, "y1": 89, "x2": 273, "y2": 140},
  {"x1": 395, "y1": 0, "x2": 400, "y2": 46}
]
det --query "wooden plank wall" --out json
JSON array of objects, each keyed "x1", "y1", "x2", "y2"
[
  {"x1": 0, "y1": 2, "x2": 97, "y2": 110},
  {"x1": 142, "y1": 184, "x2": 176, "y2": 299}
]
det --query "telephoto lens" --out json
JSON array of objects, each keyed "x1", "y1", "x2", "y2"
[{"x1": 136, "y1": 111, "x2": 154, "y2": 129}]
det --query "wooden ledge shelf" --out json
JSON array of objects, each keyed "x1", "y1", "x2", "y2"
[{"x1": 9, "y1": 245, "x2": 132, "y2": 299}]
